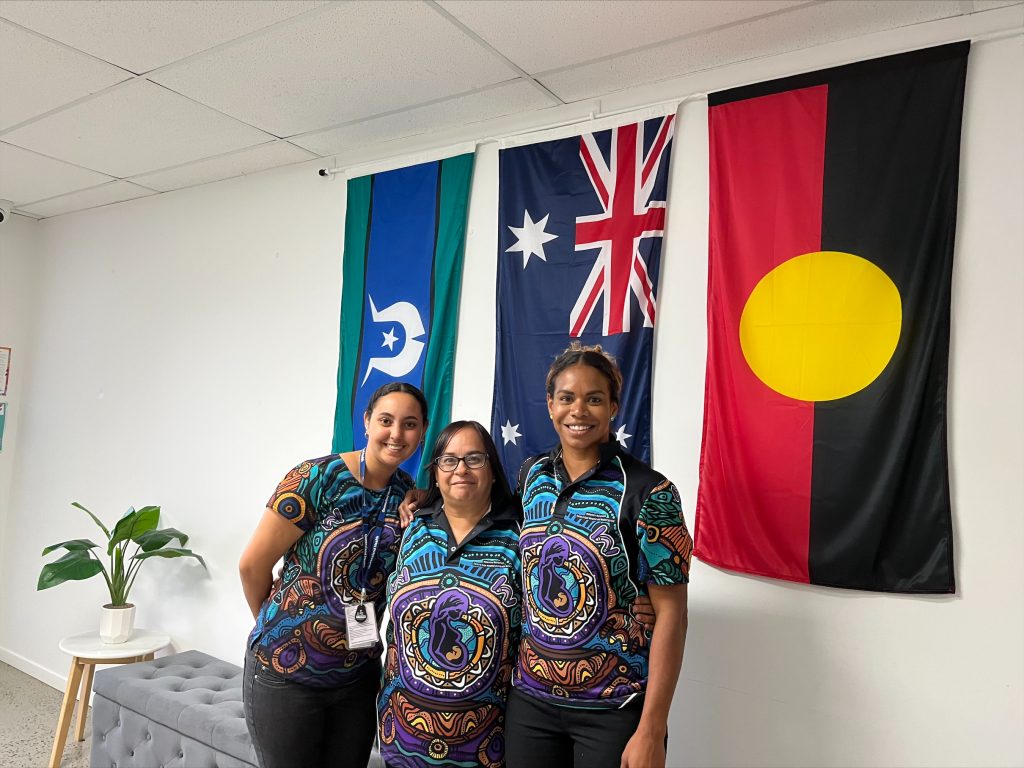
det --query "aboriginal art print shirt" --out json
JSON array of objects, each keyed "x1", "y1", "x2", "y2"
[
  {"x1": 248, "y1": 454, "x2": 413, "y2": 688},
  {"x1": 514, "y1": 441, "x2": 693, "y2": 708},
  {"x1": 379, "y1": 498, "x2": 522, "y2": 768}
]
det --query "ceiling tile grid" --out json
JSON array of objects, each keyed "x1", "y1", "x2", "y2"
[
  {"x1": 150, "y1": 0, "x2": 520, "y2": 138},
  {"x1": 438, "y1": 0, "x2": 808, "y2": 74},
  {"x1": 0, "y1": 141, "x2": 114, "y2": 205},
  {"x1": 539, "y1": 0, "x2": 971, "y2": 102},
  {"x1": 293, "y1": 80, "x2": 558, "y2": 157},
  {"x1": 18, "y1": 180, "x2": 156, "y2": 218},
  {"x1": 0, "y1": 18, "x2": 132, "y2": 131},
  {"x1": 2, "y1": 80, "x2": 275, "y2": 178},
  {"x1": 0, "y1": 0, "x2": 329, "y2": 74},
  {"x1": 131, "y1": 141, "x2": 318, "y2": 193},
  {"x1": 0, "y1": 0, "x2": 1018, "y2": 218}
]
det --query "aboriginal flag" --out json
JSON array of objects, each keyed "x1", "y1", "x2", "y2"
[{"x1": 695, "y1": 43, "x2": 968, "y2": 593}]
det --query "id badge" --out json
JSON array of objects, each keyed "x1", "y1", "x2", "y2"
[{"x1": 344, "y1": 602, "x2": 379, "y2": 649}]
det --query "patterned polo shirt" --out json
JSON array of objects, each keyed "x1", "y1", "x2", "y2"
[
  {"x1": 248, "y1": 454, "x2": 413, "y2": 688},
  {"x1": 514, "y1": 441, "x2": 693, "y2": 709},
  {"x1": 379, "y1": 498, "x2": 522, "y2": 768}
]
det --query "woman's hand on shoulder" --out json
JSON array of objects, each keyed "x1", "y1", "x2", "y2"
[
  {"x1": 632, "y1": 593, "x2": 656, "y2": 631},
  {"x1": 398, "y1": 488, "x2": 429, "y2": 528}
]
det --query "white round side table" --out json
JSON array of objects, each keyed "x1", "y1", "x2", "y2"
[{"x1": 49, "y1": 628, "x2": 170, "y2": 768}]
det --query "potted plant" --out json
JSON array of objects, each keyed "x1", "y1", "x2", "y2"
[{"x1": 38, "y1": 502, "x2": 206, "y2": 643}]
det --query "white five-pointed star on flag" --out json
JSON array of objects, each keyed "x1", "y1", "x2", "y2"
[
  {"x1": 613, "y1": 424, "x2": 632, "y2": 447},
  {"x1": 501, "y1": 420, "x2": 523, "y2": 446},
  {"x1": 506, "y1": 210, "x2": 557, "y2": 268},
  {"x1": 381, "y1": 327, "x2": 398, "y2": 350}
]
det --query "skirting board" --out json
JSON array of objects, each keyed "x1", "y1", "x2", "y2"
[{"x1": 0, "y1": 645, "x2": 69, "y2": 694}]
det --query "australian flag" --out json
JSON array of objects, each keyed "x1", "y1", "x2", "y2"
[{"x1": 491, "y1": 115, "x2": 676, "y2": 486}]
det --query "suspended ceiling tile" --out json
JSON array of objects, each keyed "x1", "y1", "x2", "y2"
[
  {"x1": 131, "y1": 141, "x2": 317, "y2": 192},
  {"x1": 541, "y1": 0, "x2": 967, "y2": 102},
  {"x1": 151, "y1": 1, "x2": 519, "y2": 138},
  {"x1": 438, "y1": 0, "x2": 807, "y2": 74},
  {"x1": 293, "y1": 80, "x2": 556, "y2": 156},
  {"x1": 971, "y1": 0, "x2": 1024, "y2": 9},
  {"x1": 19, "y1": 180, "x2": 156, "y2": 218},
  {"x1": 2, "y1": 80, "x2": 274, "y2": 178},
  {"x1": 0, "y1": 0, "x2": 328, "y2": 74},
  {"x1": 0, "y1": 142, "x2": 114, "y2": 205},
  {"x1": 0, "y1": 19, "x2": 131, "y2": 131}
]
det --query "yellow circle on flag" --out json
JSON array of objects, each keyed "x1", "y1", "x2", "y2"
[{"x1": 739, "y1": 251, "x2": 902, "y2": 402}]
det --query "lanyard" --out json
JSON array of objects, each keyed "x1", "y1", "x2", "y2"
[{"x1": 357, "y1": 448, "x2": 392, "y2": 605}]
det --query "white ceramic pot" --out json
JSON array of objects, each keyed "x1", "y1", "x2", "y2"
[{"x1": 99, "y1": 604, "x2": 136, "y2": 644}]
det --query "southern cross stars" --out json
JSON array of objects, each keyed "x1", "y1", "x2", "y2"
[
  {"x1": 506, "y1": 210, "x2": 557, "y2": 268},
  {"x1": 501, "y1": 420, "x2": 522, "y2": 446}
]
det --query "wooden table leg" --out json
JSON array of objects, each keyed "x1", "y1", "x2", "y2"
[
  {"x1": 74, "y1": 662, "x2": 95, "y2": 742},
  {"x1": 49, "y1": 656, "x2": 84, "y2": 768}
]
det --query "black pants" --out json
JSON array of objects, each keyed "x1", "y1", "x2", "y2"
[
  {"x1": 504, "y1": 687, "x2": 647, "y2": 768},
  {"x1": 242, "y1": 647, "x2": 379, "y2": 768}
]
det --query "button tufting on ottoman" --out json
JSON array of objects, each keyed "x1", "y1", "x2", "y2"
[
  {"x1": 90, "y1": 650, "x2": 257, "y2": 768},
  {"x1": 89, "y1": 650, "x2": 386, "y2": 768}
]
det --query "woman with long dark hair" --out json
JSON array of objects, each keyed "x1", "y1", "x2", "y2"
[{"x1": 239, "y1": 382, "x2": 428, "y2": 768}]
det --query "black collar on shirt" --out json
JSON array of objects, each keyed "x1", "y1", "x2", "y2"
[
  {"x1": 546, "y1": 439, "x2": 629, "y2": 486},
  {"x1": 414, "y1": 496, "x2": 519, "y2": 561}
]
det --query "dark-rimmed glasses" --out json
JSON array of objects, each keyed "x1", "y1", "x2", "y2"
[{"x1": 435, "y1": 452, "x2": 489, "y2": 472}]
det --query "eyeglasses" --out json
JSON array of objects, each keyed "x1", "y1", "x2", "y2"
[{"x1": 435, "y1": 452, "x2": 489, "y2": 472}]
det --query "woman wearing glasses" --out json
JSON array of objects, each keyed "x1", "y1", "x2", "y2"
[
  {"x1": 379, "y1": 420, "x2": 521, "y2": 768},
  {"x1": 239, "y1": 382, "x2": 428, "y2": 768}
]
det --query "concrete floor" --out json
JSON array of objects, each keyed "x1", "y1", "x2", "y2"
[{"x1": 0, "y1": 661, "x2": 90, "y2": 768}]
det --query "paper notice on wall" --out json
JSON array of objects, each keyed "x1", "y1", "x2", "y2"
[
  {"x1": 0, "y1": 403, "x2": 6, "y2": 452},
  {"x1": 0, "y1": 347, "x2": 9, "y2": 396}
]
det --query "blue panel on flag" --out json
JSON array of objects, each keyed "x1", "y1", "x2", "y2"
[
  {"x1": 353, "y1": 161, "x2": 438, "y2": 474},
  {"x1": 492, "y1": 116, "x2": 675, "y2": 486}
]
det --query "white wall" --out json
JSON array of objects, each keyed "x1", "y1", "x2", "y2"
[
  {"x1": 0, "y1": 213, "x2": 41, "y2": 633},
  {"x1": 1, "y1": 24, "x2": 1021, "y2": 768}
]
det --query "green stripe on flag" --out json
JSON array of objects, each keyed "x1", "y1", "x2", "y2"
[
  {"x1": 332, "y1": 175, "x2": 372, "y2": 454},
  {"x1": 418, "y1": 153, "x2": 474, "y2": 486}
]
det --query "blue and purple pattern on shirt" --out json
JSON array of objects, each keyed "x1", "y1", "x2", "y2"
[
  {"x1": 248, "y1": 455, "x2": 412, "y2": 687},
  {"x1": 514, "y1": 444, "x2": 692, "y2": 708},
  {"x1": 379, "y1": 504, "x2": 521, "y2": 768}
]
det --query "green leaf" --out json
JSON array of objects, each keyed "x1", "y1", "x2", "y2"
[
  {"x1": 37, "y1": 551, "x2": 105, "y2": 590},
  {"x1": 134, "y1": 548, "x2": 207, "y2": 569},
  {"x1": 108, "y1": 506, "x2": 160, "y2": 554},
  {"x1": 41, "y1": 539, "x2": 99, "y2": 556},
  {"x1": 72, "y1": 502, "x2": 110, "y2": 538},
  {"x1": 134, "y1": 527, "x2": 188, "y2": 552},
  {"x1": 128, "y1": 506, "x2": 161, "y2": 542}
]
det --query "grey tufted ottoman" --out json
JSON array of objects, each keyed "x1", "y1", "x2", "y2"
[
  {"x1": 90, "y1": 649, "x2": 387, "y2": 768},
  {"x1": 90, "y1": 650, "x2": 257, "y2": 768}
]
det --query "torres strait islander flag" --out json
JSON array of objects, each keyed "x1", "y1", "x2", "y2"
[
  {"x1": 492, "y1": 115, "x2": 675, "y2": 486},
  {"x1": 332, "y1": 154, "x2": 474, "y2": 486},
  {"x1": 695, "y1": 43, "x2": 968, "y2": 593}
]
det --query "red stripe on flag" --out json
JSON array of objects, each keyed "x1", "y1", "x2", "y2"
[
  {"x1": 695, "y1": 85, "x2": 828, "y2": 583},
  {"x1": 580, "y1": 140, "x2": 609, "y2": 209},
  {"x1": 642, "y1": 115, "x2": 674, "y2": 185},
  {"x1": 571, "y1": 270, "x2": 604, "y2": 337}
]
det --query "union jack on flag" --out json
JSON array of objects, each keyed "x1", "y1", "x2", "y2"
[
  {"x1": 492, "y1": 115, "x2": 676, "y2": 484},
  {"x1": 573, "y1": 117, "x2": 674, "y2": 337}
]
